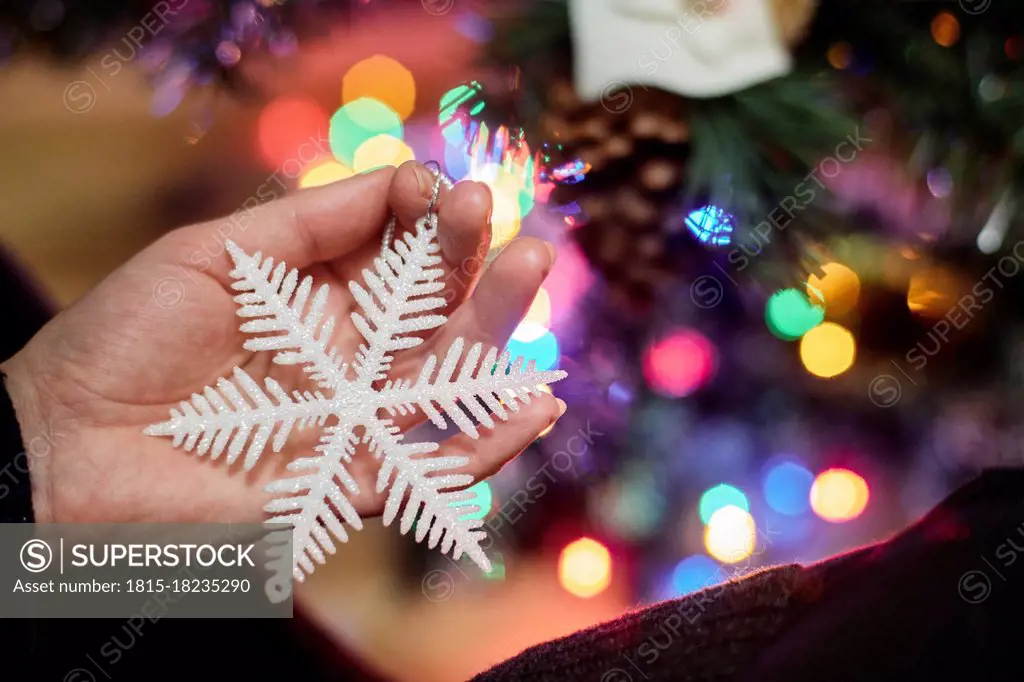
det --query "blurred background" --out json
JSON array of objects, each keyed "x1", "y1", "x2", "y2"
[{"x1": 4, "y1": 0, "x2": 1024, "y2": 679}]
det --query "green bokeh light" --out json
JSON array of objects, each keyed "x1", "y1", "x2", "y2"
[
  {"x1": 518, "y1": 153, "x2": 536, "y2": 219},
  {"x1": 483, "y1": 551, "x2": 506, "y2": 580},
  {"x1": 439, "y1": 82, "x2": 485, "y2": 119},
  {"x1": 439, "y1": 82, "x2": 485, "y2": 146},
  {"x1": 765, "y1": 288, "x2": 825, "y2": 341},
  {"x1": 449, "y1": 480, "x2": 492, "y2": 521},
  {"x1": 698, "y1": 483, "x2": 749, "y2": 525},
  {"x1": 330, "y1": 98, "x2": 403, "y2": 167}
]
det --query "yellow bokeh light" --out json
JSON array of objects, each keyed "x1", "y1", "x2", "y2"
[
  {"x1": 464, "y1": 127, "x2": 528, "y2": 249},
  {"x1": 807, "y1": 262, "x2": 861, "y2": 316},
  {"x1": 558, "y1": 537, "x2": 612, "y2": 598},
  {"x1": 489, "y1": 180, "x2": 523, "y2": 249},
  {"x1": 907, "y1": 267, "x2": 961, "y2": 318},
  {"x1": 512, "y1": 322, "x2": 549, "y2": 344},
  {"x1": 342, "y1": 55, "x2": 417, "y2": 121},
  {"x1": 799, "y1": 322, "x2": 856, "y2": 378},
  {"x1": 512, "y1": 289, "x2": 552, "y2": 343},
  {"x1": 525, "y1": 288, "x2": 552, "y2": 326},
  {"x1": 703, "y1": 505, "x2": 756, "y2": 564},
  {"x1": 353, "y1": 134, "x2": 415, "y2": 173},
  {"x1": 810, "y1": 468, "x2": 869, "y2": 522},
  {"x1": 299, "y1": 161, "x2": 354, "y2": 189},
  {"x1": 931, "y1": 12, "x2": 960, "y2": 47}
]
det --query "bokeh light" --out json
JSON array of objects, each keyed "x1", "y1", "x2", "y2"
[
  {"x1": 299, "y1": 161, "x2": 354, "y2": 189},
  {"x1": 807, "y1": 263, "x2": 860, "y2": 316},
  {"x1": 594, "y1": 467, "x2": 665, "y2": 542},
  {"x1": 670, "y1": 555, "x2": 722, "y2": 596},
  {"x1": 642, "y1": 328, "x2": 716, "y2": 398},
  {"x1": 447, "y1": 122, "x2": 536, "y2": 248},
  {"x1": 512, "y1": 289, "x2": 552, "y2": 343},
  {"x1": 342, "y1": 55, "x2": 416, "y2": 121},
  {"x1": 542, "y1": 241, "x2": 595, "y2": 327},
  {"x1": 931, "y1": 11, "x2": 960, "y2": 47},
  {"x1": 763, "y1": 460, "x2": 814, "y2": 516},
  {"x1": 448, "y1": 480, "x2": 492, "y2": 521},
  {"x1": 330, "y1": 98, "x2": 403, "y2": 166},
  {"x1": 698, "y1": 483, "x2": 749, "y2": 524},
  {"x1": 810, "y1": 468, "x2": 869, "y2": 522},
  {"x1": 482, "y1": 551, "x2": 506, "y2": 581},
  {"x1": 765, "y1": 289, "x2": 824, "y2": 341},
  {"x1": 445, "y1": 136, "x2": 474, "y2": 182},
  {"x1": 827, "y1": 42, "x2": 853, "y2": 69},
  {"x1": 488, "y1": 175, "x2": 524, "y2": 248},
  {"x1": 799, "y1": 322, "x2": 856, "y2": 378},
  {"x1": 257, "y1": 95, "x2": 330, "y2": 170},
  {"x1": 439, "y1": 82, "x2": 485, "y2": 146},
  {"x1": 685, "y1": 205, "x2": 734, "y2": 246},
  {"x1": 907, "y1": 267, "x2": 961, "y2": 318},
  {"x1": 353, "y1": 134, "x2": 415, "y2": 172},
  {"x1": 704, "y1": 506, "x2": 757, "y2": 564},
  {"x1": 505, "y1": 330, "x2": 560, "y2": 371},
  {"x1": 558, "y1": 537, "x2": 612, "y2": 598},
  {"x1": 1007, "y1": 36, "x2": 1023, "y2": 60},
  {"x1": 549, "y1": 158, "x2": 590, "y2": 185},
  {"x1": 524, "y1": 288, "x2": 552, "y2": 327},
  {"x1": 462, "y1": 124, "x2": 536, "y2": 248}
]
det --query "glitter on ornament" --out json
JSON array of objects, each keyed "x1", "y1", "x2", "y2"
[{"x1": 145, "y1": 212, "x2": 566, "y2": 584}]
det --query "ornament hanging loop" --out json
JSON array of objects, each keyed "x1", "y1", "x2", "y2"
[
  {"x1": 424, "y1": 161, "x2": 453, "y2": 219},
  {"x1": 380, "y1": 162, "x2": 452, "y2": 258}
]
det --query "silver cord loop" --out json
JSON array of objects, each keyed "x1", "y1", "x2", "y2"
[{"x1": 380, "y1": 163, "x2": 452, "y2": 258}]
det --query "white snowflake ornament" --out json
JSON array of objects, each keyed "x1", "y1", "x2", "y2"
[{"x1": 145, "y1": 212, "x2": 567, "y2": 581}]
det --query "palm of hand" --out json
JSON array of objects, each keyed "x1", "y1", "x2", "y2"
[{"x1": 6, "y1": 165, "x2": 559, "y2": 525}]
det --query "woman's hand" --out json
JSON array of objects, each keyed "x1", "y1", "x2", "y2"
[{"x1": 2, "y1": 162, "x2": 563, "y2": 525}]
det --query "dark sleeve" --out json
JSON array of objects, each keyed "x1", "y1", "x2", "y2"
[
  {"x1": 0, "y1": 245, "x2": 387, "y2": 681},
  {"x1": 0, "y1": 243, "x2": 55, "y2": 522},
  {"x1": 471, "y1": 564, "x2": 807, "y2": 681},
  {"x1": 743, "y1": 468, "x2": 1024, "y2": 682},
  {"x1": 0, "y1": 244, "x2": 56, "y2": 363},
  {"x1": 474, "y1": 469, "x2": 1024, "y2": 682},
  {"x1": 0, "y1": 373, "x2": 34, "y2": 522}
]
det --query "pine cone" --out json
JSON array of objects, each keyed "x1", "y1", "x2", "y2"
[{"x1": 543, "y1": 83, "x2": 691, "y2": 312}]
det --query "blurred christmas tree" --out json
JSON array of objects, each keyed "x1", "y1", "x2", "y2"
[
  {"x1": 466, "y1": 0, "x2": 1024, "y2": 309},
  {"x1": 441, "y1": 0, "x2": 1024, "y2": 600},
  {"x1": 8, "y1": 0, "x2": 1024, "y2": 603}
]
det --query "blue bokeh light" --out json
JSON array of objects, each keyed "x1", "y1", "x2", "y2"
[
  {"x1": 444, "y1": 141, "x2": 471, "y2": 182},
  {"x1": 505, "y1": 331, "x2": 560, "y2": 372},
  {"x1": 455, "y1": 12, "x2": 494, "y2": 43},
  {"x1": 763, "y1": 460, "x2": 814, "y2": 516},
  {"x1": 670, "y1": 555, "x2": 724, "y2": 597}
]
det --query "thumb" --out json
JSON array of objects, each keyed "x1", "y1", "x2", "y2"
[{"x1": 167, "y1": 166, "x2": 395, "y2": 286}]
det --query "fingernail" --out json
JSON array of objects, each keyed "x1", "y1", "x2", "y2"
[
  {"x1": 484, "y1": 188, "x2": 494, "y2": 224},
  {"x1": 414, "y1": 163, "x2": 435, "y2": 198},
  {"x1": 544, "y1": 241, "x2": 558, "y2": 268},
  {"x1": 555, "y1": 398, "x2": 567, "y2": 416}
]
